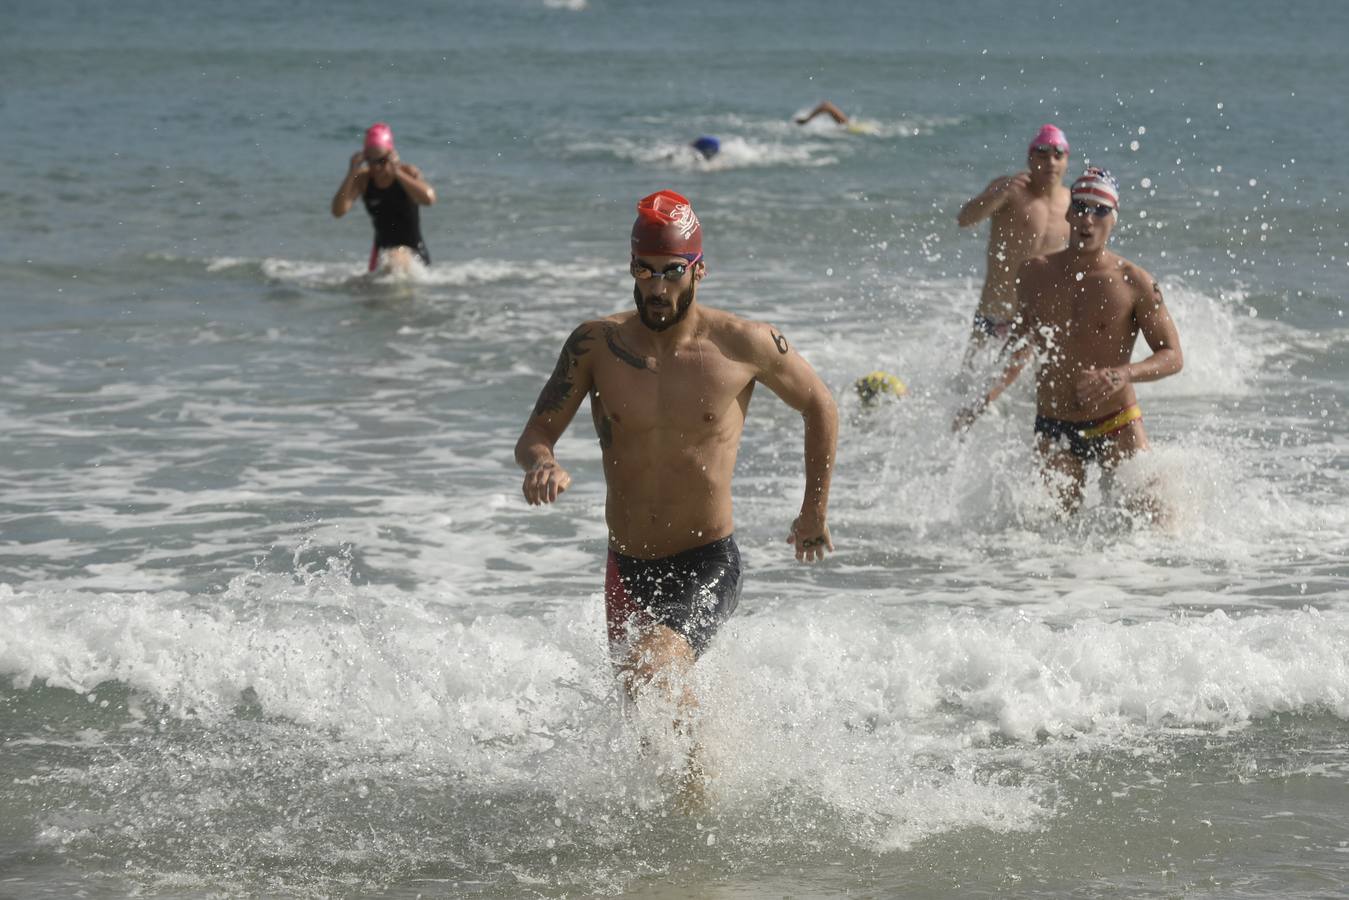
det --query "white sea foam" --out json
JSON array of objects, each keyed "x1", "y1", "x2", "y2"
[
  {"x1": 787, "y1": 111, "x2": 966, "y2": 139},
  {"x1": 588, "y1": 113, "x2": 966, "y2": 174},
  {"x1": 201, "y1": 254, "x2": 615, "y2": 290},
  {"x1": 589, "y1": 136, "x2": 841, "y2": 171},
  {"x1": 2, "y1": 575, "x2": 1346, "y2": 857}
]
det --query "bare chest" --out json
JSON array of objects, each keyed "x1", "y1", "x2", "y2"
[
  {"x1": 1034, "y1": 275, "x2": 1138, "y2": 352},
  {"x1": 992, "y1": 195, "x2": 1069, "y2": 252},
  {"x1": 590, "y1": 348, "x2": 754, "y2": 437}
]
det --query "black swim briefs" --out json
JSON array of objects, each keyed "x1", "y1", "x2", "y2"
[
  {"x1": 1034, "y1": 404, "x2": 1142, "y2": 462},
  {"x1": 604, "y1": 536, "x2": 742, "y2": 658},
  {"x1": 972, "y1": 313, "x2": 1013, "y2": 339}
]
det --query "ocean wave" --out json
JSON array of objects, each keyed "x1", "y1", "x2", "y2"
[
  {"x1": 575, "y1": 135, "x2": 842, "y2": 171},
  {"x1": 196, "y1": 254, "x2": 617, "y2": 290},
  {"x1": 3, "y1": 577, "x2": 1345, "y2": 753},
  {"x1": 3, "y1": 573, "x2": 1346, "y2": 881}
]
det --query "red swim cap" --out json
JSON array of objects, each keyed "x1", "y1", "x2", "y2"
[
  {"x1": 631, "y1": 190, "x2": 702, "y2": 260},
  {"x1": 364, "y1": 123, "x2": 395, "y2": 152}
]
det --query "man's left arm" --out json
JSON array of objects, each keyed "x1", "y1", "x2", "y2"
[
  {"x1": 394, "y1": 163, "x2": 437, "y2": 206},
  {"x1": 1076, "y1": 271, "x2": 1184, "y2": 406},
  {"x1": 1125, "y1": 275, "x2": 1184, "y2": 383},
  {"x1": 750, "y1": 323, "x2": 838, "y2": 562}
]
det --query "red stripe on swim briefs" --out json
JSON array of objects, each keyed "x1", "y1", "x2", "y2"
[{"x1": 605, "y1": 553, "x2": 644, "y2": 646}]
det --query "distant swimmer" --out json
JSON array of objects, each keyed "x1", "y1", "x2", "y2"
[
  {"x1": 514, "y1": 190, "x2": 838, "y2": 795},
  {"x1": 956, "y1": 124, "x2": 1072, "y2": 358},
  {"x1": 794, "y1": 100, "x2": 849, "y2": 126},
  {"x1": 330, "y1": 122, "x2": 437, "y2": 272},
  {"x1": 691, "y1": 135, "x2": 721, "y2": 161},
  {"x1": 955, "y1": 168, "x2": 1184, "y2": 514}
]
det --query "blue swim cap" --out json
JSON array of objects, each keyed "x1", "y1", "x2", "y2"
[{"x1": 691, "y1": 135, "x2": 720, "y2": 160}]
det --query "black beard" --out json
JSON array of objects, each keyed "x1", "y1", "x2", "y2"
[{"x1": 633, "y1": 281, "x2": 695, "y2": 332}]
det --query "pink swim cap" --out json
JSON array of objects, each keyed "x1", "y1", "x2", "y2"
[
  {"x1": 364, "y1": 123, "x2": 395, "y2": 152},
  {"x1": 631, "y1": 190, "x2": 702, "y2": 260},
  {"x1": 1029, "y1": 124, "x2": 1069, "y2": 154}
]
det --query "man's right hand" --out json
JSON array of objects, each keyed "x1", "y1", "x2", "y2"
[
  {"x1": 1003, "y1": 171, "x2": 1031, "y2": 194},
  {"x1": 521, "y1": 460, "x2": 571, "y2": 505},
  {"x1": 788, "y1": 514, "x2": 833, "y2": 563},
  {"x1": 348, "y1": 151, "x2": 366, "y2": 173},
  {"x1": 952, "y1": 405, "x2": 978, "y2": 433},
  {"x1": 952, "y1": 393, "x2": 988, "y2": 433}
]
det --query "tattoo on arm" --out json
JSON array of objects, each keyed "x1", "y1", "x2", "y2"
[
  {"x1": 772, "y1": 331, "x2": 789, "y2": 354},
  {"x1": 601, "y1": 323, "x2": 649, "y2": 371},
  {"x1": 1152, "y1": 281, "x2": 1164, "y2": 305},
  {"x1": 532, "y1": 326, "x2": 594, "y2": 417}
]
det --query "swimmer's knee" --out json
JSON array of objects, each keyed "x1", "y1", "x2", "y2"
[{"x1": 617, "y1": 626, "x2": 693, "y2": 678}]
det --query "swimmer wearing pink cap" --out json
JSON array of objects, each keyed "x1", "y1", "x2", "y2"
[
  {"x1": 513, "y1": 189, "x2": 839, "y2": 795},
  {"x1": 956, "y1": 124, "x2": 1073, "y2": 359},
  {"x1": 1029, "y1": 124, "x2": 1069, "y2": 158},
  {"x1": 957, "y1": 162, "x2": 1185, "y2": 519},
  {"x1": 330, "y1": 122, "x2": 438, "y2": 272},
  {"x1": 364, "y1": 123, "x2": 394, "y2": 154}
]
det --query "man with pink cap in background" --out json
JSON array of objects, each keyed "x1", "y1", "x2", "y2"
[
  {"x1": 330, "y1": 123, "x2": 437, "y2": 272},
  {"x1": 513, "y1": 190, "x2": 838, "y2": 800},
  {"x1": 957, "y1": 124, "x2": 1072, "y2": 358},
  {"x1": 956, "y1": 167, "x2": 1184, "y2": 517}
]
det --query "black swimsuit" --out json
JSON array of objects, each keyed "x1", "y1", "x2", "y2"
[
  {"x1": 361, "y1": 177, "x2": 430, "y2": 268},
  {"x1": 1034, "y1": 405, "x2": 1143, "y2": 462},
  {"x1": 605, "y1": 536, "x2": 743, "y2": 658},
  {"x1": 972, "y1": 313, "x2": 1012, "y2": 339}
]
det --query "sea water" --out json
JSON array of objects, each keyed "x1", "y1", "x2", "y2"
[{"x1": 2, "y1": 0, "x2": 1347, "y2": 896}]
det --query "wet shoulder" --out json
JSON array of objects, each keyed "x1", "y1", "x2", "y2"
[
  {"x1": 568, "y1": 315, "x2": 613, "y2": 339},
  {"x1": 577, "y1": 310, "x2": 637, "y2": 335},
  {"x1": 562, "y1": 315, "x2": 627, "y2": 353},
  {"x1": 1116, "y1": 257, "x2": 1157, "y2": 298},
  {"x1": 704, "y1": 308, "x2": 781, "y2": 364}
]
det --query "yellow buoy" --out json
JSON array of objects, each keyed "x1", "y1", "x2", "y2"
[{"x1": 854, "y1": 370, "x2": 907, "y2": 404}]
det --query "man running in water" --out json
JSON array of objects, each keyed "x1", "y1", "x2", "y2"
[
  {"x1": 955, "y1": 168, "x2": 1184, "y2": 514},
  {"x1": 957, "y1": 124, "x2": 1072, "y2": 359},
  {"x1": 514, "y1": 190, "x2": 838, "y2": 794},
  {"x1": 330, "y1": 122, "x2": 437, "y2": 271}
]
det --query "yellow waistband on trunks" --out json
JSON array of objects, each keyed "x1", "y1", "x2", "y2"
[{"x1": 1080, "y1": 404, "x2": 1142, "y2": 439}]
